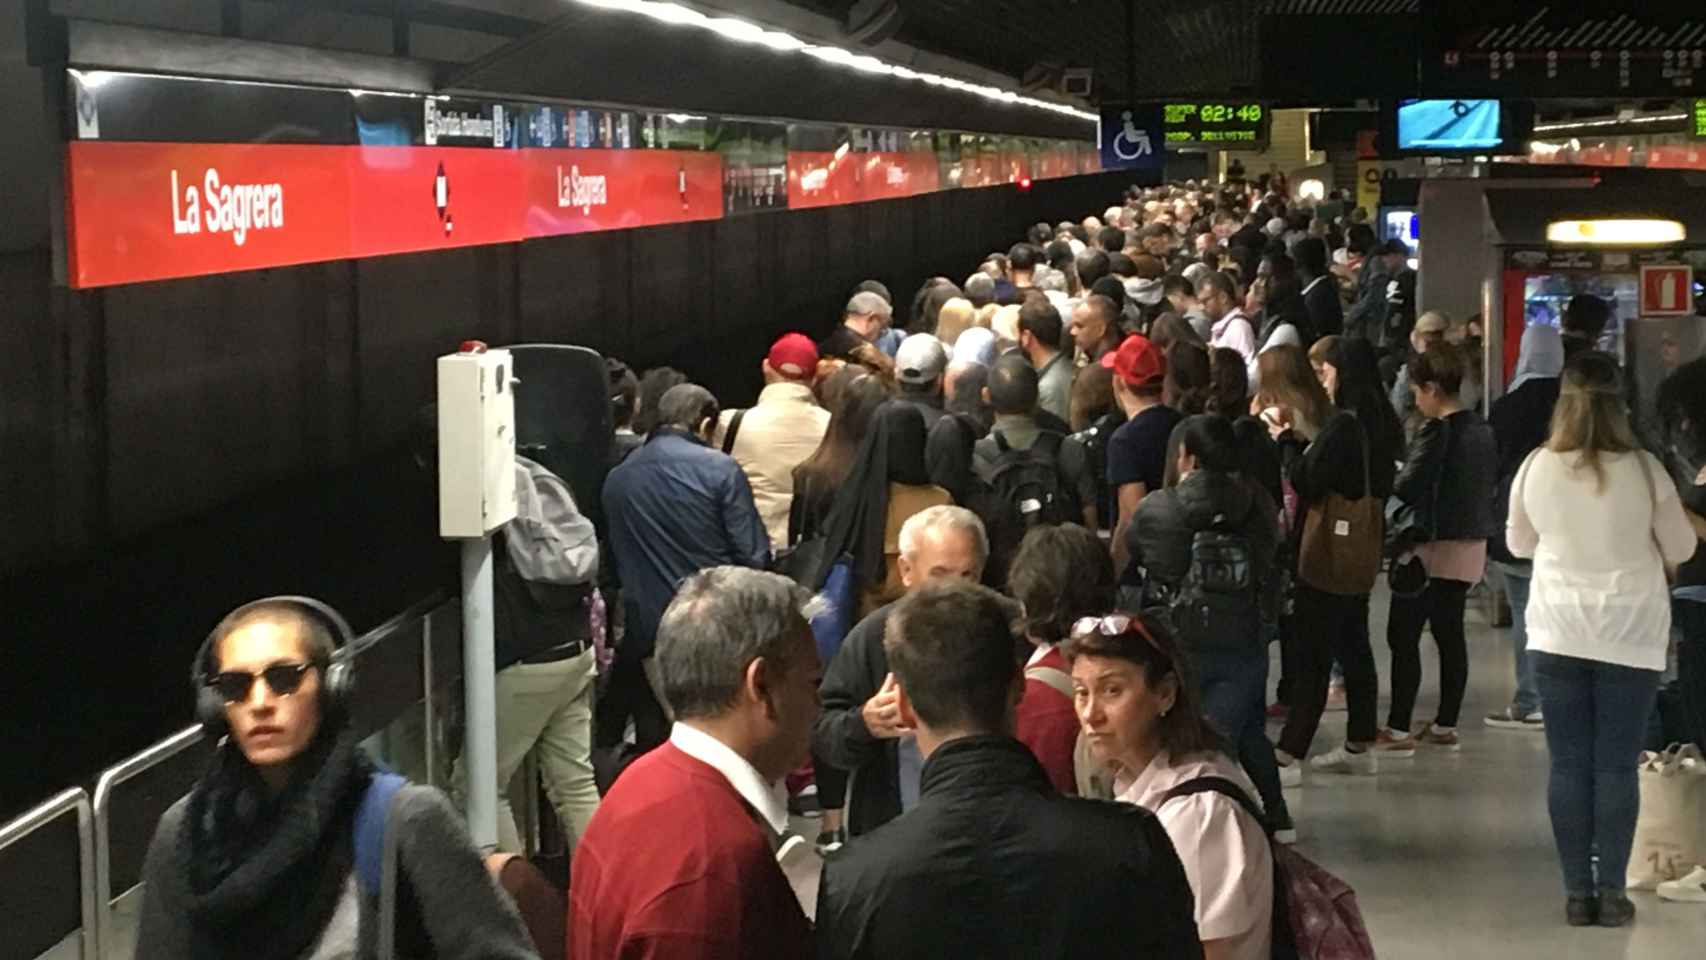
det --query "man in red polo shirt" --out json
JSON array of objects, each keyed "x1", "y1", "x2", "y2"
[{"x1": 569, "y1": 567, "x2": 819, "y2": 959}]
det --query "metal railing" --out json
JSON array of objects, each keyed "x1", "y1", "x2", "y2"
[
  {"x1": 0, "y1": 788, "x2": 97, "y2": 960},
  {"x1": 5, "y1": 593, "x2": 460, "y2": 960},
  {"x1": 90, "y1": 726, "x2": 207, "y2": 956}
]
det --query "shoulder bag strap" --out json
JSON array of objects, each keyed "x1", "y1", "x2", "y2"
[
  {"x1": 1159, "y1": 775, "x2": 1272, "y2": 836},
  {"x1": 721, "y1": 409, "x2": 747, "y2": 455}
]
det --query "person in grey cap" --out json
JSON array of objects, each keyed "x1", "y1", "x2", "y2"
[{"x1": 895, "y1": 333, "x2": 980, "y2": 506}]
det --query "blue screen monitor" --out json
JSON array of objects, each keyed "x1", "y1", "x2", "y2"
[{"x1": 1396, "y1": 99, "x2": 1503, "y2": 151}]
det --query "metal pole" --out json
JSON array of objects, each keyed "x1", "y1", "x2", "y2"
[{"x1": 460, "y1": 535, "x2": 499, "y2": 850}]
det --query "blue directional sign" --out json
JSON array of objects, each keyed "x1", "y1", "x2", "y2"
[{"x1": 1099, "y1": 105, "x2": 1164, "y2": 176}]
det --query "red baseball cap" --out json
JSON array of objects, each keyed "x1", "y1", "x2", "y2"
[
  {"x1": 1100, "y1": 334, "x2": 1166, "y2": 388},
  {"x1": 767, "y1": 332, "x2": 819, "y2": 381}
]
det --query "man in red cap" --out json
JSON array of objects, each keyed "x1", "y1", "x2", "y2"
[
  {"x1": 1101, "y1": 334, "x2": 1182, "y2": 583},
  {"x1": 713, "y1": 333, "x2": 831, "y2": 549}
]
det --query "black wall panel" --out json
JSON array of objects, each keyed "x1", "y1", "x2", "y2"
[{"x1": 0, "y1": 171, "x2": 1130, "y2": 816}]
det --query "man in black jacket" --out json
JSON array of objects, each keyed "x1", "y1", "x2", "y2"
[
  {"x1": 816, "y1": 579, "x2": 1203, "y2": 960},
  {"x1": 811, "y1": 506, "x2": 988, "y2": 841}
]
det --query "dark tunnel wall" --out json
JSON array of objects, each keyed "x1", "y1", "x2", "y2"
[{"x1": 0, "y1": 170, "x2": 1130, "y2": 815}]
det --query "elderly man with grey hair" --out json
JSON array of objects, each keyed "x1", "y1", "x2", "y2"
[
  {"x1": 602, "y1": 383, "x2": 770, "y2": 753},
  {"x1": 819, "y1": 291, "x2": 897, "y2": 381},
  {"x1": 811, "y1": 505, "x2": 989, "y2": 851},
  {"x1": 571, "y1": 566, "x2": 818, "y2": 958}
]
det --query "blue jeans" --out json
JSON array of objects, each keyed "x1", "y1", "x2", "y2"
[
  {"x1": 1501, "y1": 567, "x2": 1539, "y2": 716},
  {"x1": 1532, "y1": 651, "x2": 1662, "y2": 897},
  {"x1": 1197, "y1": 644, "x2": 1292, "y2": 829}
]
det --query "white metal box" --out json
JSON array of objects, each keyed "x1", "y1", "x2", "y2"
[{"x1": 437, "y1": 348, "x2": 518, "y2": 538}]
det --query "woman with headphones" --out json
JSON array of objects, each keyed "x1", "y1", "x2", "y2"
[{"x1": 134, "y1": 596, "x2": 540, "y2": 960}]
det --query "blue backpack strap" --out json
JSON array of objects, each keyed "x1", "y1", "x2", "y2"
[{"x1": 353, "y1": 771, "x2": 408, "y2": 898}]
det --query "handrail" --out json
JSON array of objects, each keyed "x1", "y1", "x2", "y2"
[
  {"x1": 0, "y1": 787, "x2": 98, "y2": 960},
  {"x1": 91, "y1": 724, "x2": 205, "y2": 954}
]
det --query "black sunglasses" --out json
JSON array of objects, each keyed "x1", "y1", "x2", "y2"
[{"x1": 207, "y1": 662, "x2": 318, "y2": 704}]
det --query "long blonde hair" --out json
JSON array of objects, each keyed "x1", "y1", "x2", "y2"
[
  {"x1": 1256, "y1": 345, "x2": 1333, "y2": 440},
  {"x1": 934, "y1": 298, "x2": 976, "y2": 347},
  {"x1": 1547, "y1": 351, "x2": 1638, "y2": 493}
]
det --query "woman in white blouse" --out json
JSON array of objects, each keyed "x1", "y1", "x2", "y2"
[
  {"x1": 1508, "y1": 351, "x2": 1697, "y2": 929},
  {"x1": 1065, "y1": 611, "x2": 1274, "y2": 960}
]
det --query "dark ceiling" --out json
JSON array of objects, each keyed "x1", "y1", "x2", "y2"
[{"x1": 780, "y1": 0, "x2": 1422, "y2": 103}]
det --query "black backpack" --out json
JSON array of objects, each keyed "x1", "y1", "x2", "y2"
[
  {"x1": 1162, "y1": 515, "x2": 1262, "y2": 650},
  {"x1": 975, "y1": 430, "x2": 1079, "y2": 583}
]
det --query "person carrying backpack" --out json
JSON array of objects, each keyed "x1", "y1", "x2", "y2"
[
  {"x1": 1125, "y1": 415, "x2": 1294, "y2": 842},
  {"x1": 971, "y1": 355, "x2": 1095, "y2": 588}
]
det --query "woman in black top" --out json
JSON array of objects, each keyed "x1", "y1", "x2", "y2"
[
  {"x1": 1257, "y1": 345, "x2": 1385, "y2": 778},
  {"x1": 1381, "y1": 344, "x2": 1500, "y2": 753},
  {"x1": 788, "y1": 373, "x2": 890, "y2": 546}
]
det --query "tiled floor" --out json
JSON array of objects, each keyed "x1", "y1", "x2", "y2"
[{"x1": 1291, "y1": 583, "x2": 1706, "y2": 959}]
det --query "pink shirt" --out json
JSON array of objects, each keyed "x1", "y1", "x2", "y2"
[
  {"x1": 1416, "y1": 538, "x2": 1486, "y2": 584},
  {"x1": 1115, "y1": 751, "x2": 1273, "y2": 960}
]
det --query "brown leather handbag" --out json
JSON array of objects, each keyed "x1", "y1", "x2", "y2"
[{"x1": 1297, "y1": 417, "x2": 1383, "y2": 596}]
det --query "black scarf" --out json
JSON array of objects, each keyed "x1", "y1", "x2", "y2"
[
  {"x1": 175, "y1": 725, "x2": 373, "y2": 960},
  {"x1": 811, "y1": 401, "x2": 931, "y2": 589}
]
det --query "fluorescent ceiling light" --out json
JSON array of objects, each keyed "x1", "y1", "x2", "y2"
[
  {"x1": 1546, "y1": 218, "x2": 1686, "y2": 245},
  {"x1": 567, "y1": 0, "x2": 1095, "y2": 122},
  {"x1": 1533, "y1": 112, "x2": 1688, "y2": 133}
]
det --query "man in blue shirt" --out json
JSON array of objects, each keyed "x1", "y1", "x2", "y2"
[{"x1": 600, "y1": 383, "x2": 770, "y2": 752}]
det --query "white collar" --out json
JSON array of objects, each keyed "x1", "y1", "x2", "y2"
[
  {"x1": 1302, "y1": 275, "x2": 1327, "y2": 295},
  {"x1": 670, "y1": 722, "x2": 790, "y2": 834}
]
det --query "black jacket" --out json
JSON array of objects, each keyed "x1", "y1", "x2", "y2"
[
  {"x1": 1487, "y1": 377, "x2": 1560, "y2": 565},
  {"x1": 812, "y1": 601, "x2": 904, "y2": 837},
  {"x1": 1281, "y1": 410, "x2": 1371, "y2": 508},
  {"x1": 1394, "y1": 409, "x2": 1500, "y2": 543},
  {"x1": 1302, "y1": 274, "x2": 1343, "y2": 338},
  {"x1": 1127, "y1": 469, "x2": 1281, "y2": 629},
  {"x1": 816, "y1": 735, "x2": 1202, "y2": 960}
]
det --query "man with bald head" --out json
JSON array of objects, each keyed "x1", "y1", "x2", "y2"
[
  {"x1": 603, "y1": 382, "x2": 770, "y2": 751},
  {"x1": 1071, "y1": 295, "x2": 1124, "y2": 366}
]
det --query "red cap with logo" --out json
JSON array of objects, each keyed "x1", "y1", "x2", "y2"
[
  {"x1": 1101, "y1": 334, "x2": 1166, "y2": 388},
  {"x1": 767, "y1": 332, "x2": 819, "y2": 381}
]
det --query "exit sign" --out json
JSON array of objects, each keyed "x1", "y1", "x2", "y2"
[
  {"x1": 1161, "y1": 102, "x2": 1269, "y2": 146},
  {"x1": 1640, "y1": 264, "x2": 1694, "y2": 317},
  {"x1": 1694, "y1": 99, "x2": 1706, "y2": 140}
]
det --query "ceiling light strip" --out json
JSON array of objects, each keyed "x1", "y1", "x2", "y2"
[
  {"x1": 570, "y1": 0, "x2": 1097, "y2": 122},
  {"x1": 1533, "y1": 112, "x2": 1689, "y2": 133}
]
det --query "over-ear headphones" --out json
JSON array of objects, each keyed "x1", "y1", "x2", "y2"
[{"x1": 191, "y1": 595, "x2": 357, "y2": 737}]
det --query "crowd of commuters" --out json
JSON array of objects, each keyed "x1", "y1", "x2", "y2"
[{"x1": 137, "y1": 177, "x2": 1706, "y2": 958}]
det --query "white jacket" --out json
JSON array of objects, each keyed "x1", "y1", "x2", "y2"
[{"x1": 1508, "y1": 449, "x2": 1695, "y2": 670}]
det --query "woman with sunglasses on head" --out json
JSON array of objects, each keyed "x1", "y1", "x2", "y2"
[
  {"x1": 1509, "y1": 352, "x2": 1696, "y2": 928},
  {"x1": 135, "y1": 598, "x2": 540, "y2": 960},
  {"x1": 1066, "y1": 611, "x2": 1274, "y2": 960}
]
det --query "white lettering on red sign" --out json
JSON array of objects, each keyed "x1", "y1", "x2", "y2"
[
  {"x1": 171, "y1": 168, "x2": 283, "y2": 246},
  {"x1": 556, "y1": 165, "x2": 608, "y2": 215}
]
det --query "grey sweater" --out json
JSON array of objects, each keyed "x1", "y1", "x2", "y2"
[{"x1": 134, "y1": 784, "x2": 541, "y2": 960}]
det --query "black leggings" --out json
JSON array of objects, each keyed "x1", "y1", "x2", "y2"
[
  {"x1": 1278, "y1": 585, "x2": 1380, "y2": 757},
  {"x1": 1386, "y1": 578, "x2": 1471, "y2": 731}
]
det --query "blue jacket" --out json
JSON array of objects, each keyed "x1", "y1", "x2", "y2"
[{"x1": 602, "y1": 429, "x2": 771, "y2": 658}]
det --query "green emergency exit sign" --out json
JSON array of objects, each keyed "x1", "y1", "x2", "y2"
[{"x1": 1694, "y1": 99, "x2": 1706, "y2": 140}]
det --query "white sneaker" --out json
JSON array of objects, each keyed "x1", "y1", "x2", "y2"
[
  {"x1": 1658, "y1": 866, "x2": 1706, "y2": 903},
  {"x1": 1309, "y1": 745, "x2": 1377, "y2": 776},
  {"x1": 1278, "y1": 762, "x2": 1302, "y2": 789}
]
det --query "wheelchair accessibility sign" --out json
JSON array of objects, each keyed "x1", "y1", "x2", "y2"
[{"x1": 1099, "y1": 106, "x2": 1164, "y2": 176}]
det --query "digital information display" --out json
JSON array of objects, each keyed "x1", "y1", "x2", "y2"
[
  {"x1": 1397, "y1": 99, "x2": 1503, "y2": 150},
  {"x1": 1161, "y1": 103, "x2": 1268, "y2": 146},
  {"x1": 1694, "y1": 98, "x2": 1706, "y2": 140}
]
